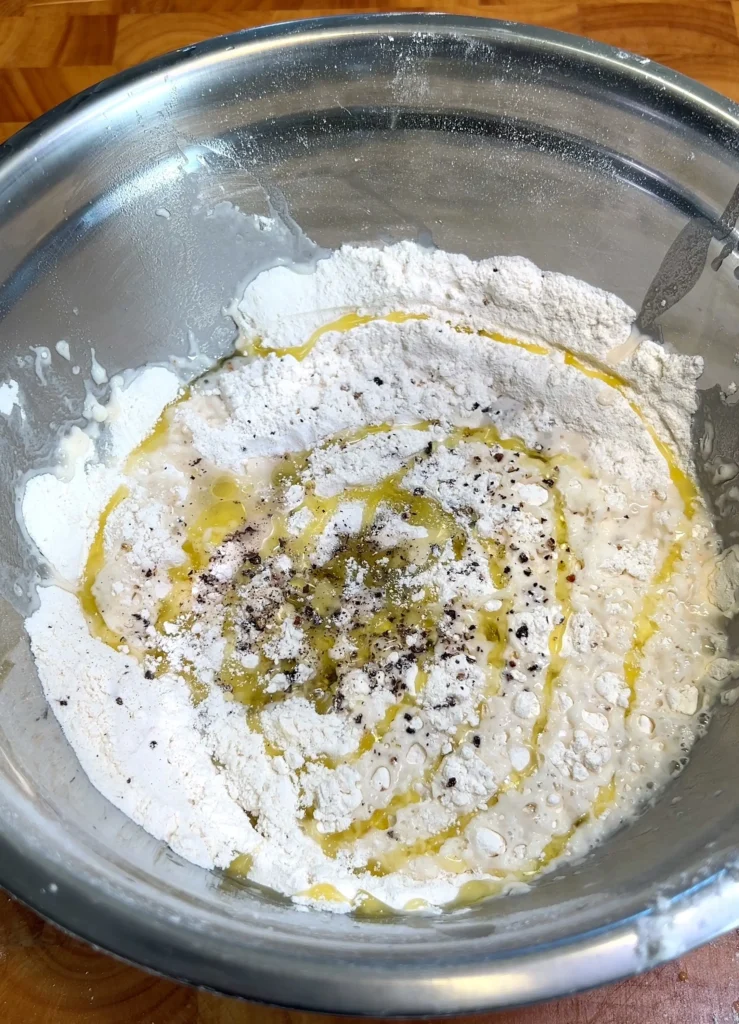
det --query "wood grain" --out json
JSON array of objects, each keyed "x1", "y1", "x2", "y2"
[
  {"x1": 2, "y1": 0, "x2": 739, "y2": 131},
  {"x1": 2, "y1": 887, "x2": 739, "y2": 1023},
  {"x1": 1, "y1": 2, "x2": 739, "y2": 1021}
]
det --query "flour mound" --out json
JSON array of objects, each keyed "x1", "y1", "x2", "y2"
[
  {"x1": 22, "y1": 239, "x2": 724, "y2": 915},
  {"x1": 235, "y1": 241, "x2": 635, "y2": 359}
]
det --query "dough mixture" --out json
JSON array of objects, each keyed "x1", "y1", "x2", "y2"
[{"x1": 24, "y1": 242, "x2": 726, "y2": 913}]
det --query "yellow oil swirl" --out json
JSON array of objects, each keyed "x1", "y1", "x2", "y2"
[
  {"x1": 300, "y1": 882, "x2": 351, "y2": 905},
  {"x1": 344, "y1": 345, "x2": 698, "y2": 891},
  {"x1": 233, "y1": 416, "x2": 574, "y2": 866},
  {"x1": 229, "y1": 852, "x2": 254, "y2": 876},
  {"x1": 78, "y1": 306, "x2": 700, "y2": 915},
  {"x1": 623, "y1": 540, "x2": 686, "y2": 711},
  {"x1": 297, "y1": 885, "x2": 429, "y2": 917},
  {"x1": 307, "y1": 787, "x2": 425, "y2": 859},
  {"x1": 563, "y1": 351, "x2": 699, "y2": 714},
  {"x1": 79, "y1": 401, "x2": 181, "y2": 648},
  {"x1": 79, "y1": 486, "x2": 129, "y2": 647},
  {"x1": 299, "y1": 439, "x2": 576, "y2": 877},
  {"x1": 302, "y1": 774, "x2": 617, "y2": 914},
  {"x1": 155, "y1": 480, "x2": 251, "y2": 633},
  {"x1": 476, "y1": 327, "x2": 550, "y2": 357},
  {"x1": 242, "y1": 311, "x2": 428, "y2": 362},
  {"x1": 220, "y1": 423, "x2": 466, "y2": 726},
  {"x1": 279, "y1": 335, "x2": 692, "y2": 895}
]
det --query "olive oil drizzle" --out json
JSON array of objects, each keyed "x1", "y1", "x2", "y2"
[
  {"x1": 286, "y1": 422, "x2": 578, "y2": 877},
  {"x1": 283, "y1": 335, "x2": 694, "y2": 903},
  {"x1": 218, "y1": 425, "x2": 464, "y2": 726},
  {"x1": 77, "y1": 309, "x2": 699, "y2": 914},
  {"x1": 241, "y1": 311, "x2": 428, "y2": 362},
  {"x1": 79, "y1": 485, "x2": 130, "y2": 648},
  {"x1": 300, "y1": 773, "x2": 617, "y2": 915},
  {"x1": 561, "y1": 351, "x2": 699, "y2": 713}
]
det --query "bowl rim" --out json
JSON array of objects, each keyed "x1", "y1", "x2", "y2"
[
  {"x1": 2, "y1": 12, "x2": 739, "y2": 1015},
  {"x1": 3, "y1": 10, "x2": 739, "y2": 160}
]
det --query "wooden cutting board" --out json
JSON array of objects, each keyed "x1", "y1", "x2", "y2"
[
  {"x1": 1, "y1": 889, "x2": 739, "y2": 1021},
  {"x1": 1, "y1": 1, "x2": 739, "y2": 1021}
]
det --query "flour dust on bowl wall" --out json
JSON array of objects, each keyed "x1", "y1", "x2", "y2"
[{"x1": 0, "y1": 15, "x2": 739, "y2": 1015}]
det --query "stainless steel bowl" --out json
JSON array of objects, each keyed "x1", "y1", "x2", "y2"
[{"x1": 1, "y1": 14, "x2": 738, "y2": 1015}]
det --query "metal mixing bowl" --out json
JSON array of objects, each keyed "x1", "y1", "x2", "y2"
[{"x1": 0, "y1": 14, "x2": 738, "y2": 1015}]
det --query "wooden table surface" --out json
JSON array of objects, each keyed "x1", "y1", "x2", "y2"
[{"x1": 1, "y1": 1, "x2": 739, "y2": 1021}]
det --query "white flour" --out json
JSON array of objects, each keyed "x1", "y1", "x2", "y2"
[
  {"x1": 23, "y1": 241, "x2": 725, "y2": 914},
  {"x1": 23, "y1": 367, "x2": 181, "y2": 583},
  {"x1": 233, "y1": 242, "x2": 632, "y2": 357},
  {"x1": 183, "y1": 319, "x2": 681, "y2": 495},
  {"x1": 0, "y1": 379, "x2": 20, "y2": 417}
]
